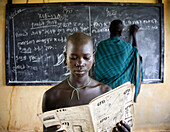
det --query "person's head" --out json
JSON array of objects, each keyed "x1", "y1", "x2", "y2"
[
  {"x1": 109, "y1": 19, "x2": 124, "y2": 37},
  {"x1": 64, "y1": 32, "x2": 94, "y2": 77}
]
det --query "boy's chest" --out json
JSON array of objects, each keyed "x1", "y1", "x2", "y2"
[{"x1": 55, "y1": 88, "x2": 102, "y2": 108}]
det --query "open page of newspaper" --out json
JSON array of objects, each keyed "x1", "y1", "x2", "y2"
[
  {"x1": 38, "y1": 82, "x2": 134, "y2": 132},
  {"x1": 89, "y1": 82, "x2": 134, "y2": 132},
  {"x1": 38, "y1": 105, "x2": 94, "y2": 132}
]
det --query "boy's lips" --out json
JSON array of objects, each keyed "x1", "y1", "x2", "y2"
[{"x1": 74, "y1": 70, "x2": 86, "y2": 74}]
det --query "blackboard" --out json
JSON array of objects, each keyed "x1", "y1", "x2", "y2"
[{"x1": 5, "y1": 2, "x2": 164, "y2": 85}]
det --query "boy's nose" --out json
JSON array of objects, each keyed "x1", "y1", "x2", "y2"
[{"x1": 76, "y1": 58, "x2": 85, "y2": 66}]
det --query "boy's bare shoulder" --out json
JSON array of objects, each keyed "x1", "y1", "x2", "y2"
[
  {"x1": 43, "y1": 80, "x2": 67, "y2": 102},
  {"x1": 44, "y1": 80, "x2": 66, "y2": 95},
  {"x1": 42, "y1": 80, "x2": 68, "y2": 111},
  {"x1": 91, "y1": 79, "x2": 112, "y2": 93}
]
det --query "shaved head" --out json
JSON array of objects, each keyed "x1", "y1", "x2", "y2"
[
  {"x1": 109, "y1": 19, "x2": 124, "y2": 36},
  {"x1": 66, "y1": 32, "x2": 93, "y2": 52}
]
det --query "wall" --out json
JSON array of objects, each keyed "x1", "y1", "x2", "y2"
[{"x1": 0, "y1": 0, "x2": 170, "y2": 131}]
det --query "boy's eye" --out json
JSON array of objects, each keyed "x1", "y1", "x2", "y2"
[
  {"x1": 69, "y1": 56, "x2": 77, "y2": 60},
  {"x1": 84, "y1": 56, "x2": 91, "y2": 60}
]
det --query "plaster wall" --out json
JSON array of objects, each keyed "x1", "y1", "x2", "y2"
[{"x1": 0, "y1": 0, "x2": 169, "y2": 131}]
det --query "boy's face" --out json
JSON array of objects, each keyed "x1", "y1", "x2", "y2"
[{"x1": 66, "y1": 40, "x2": 94, "y2": 77}]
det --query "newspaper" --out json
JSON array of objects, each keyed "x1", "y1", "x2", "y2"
[{"x1": 38, "y1": 82, "x2": 134, "y2": 132}]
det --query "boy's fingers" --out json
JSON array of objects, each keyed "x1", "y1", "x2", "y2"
[
  {"x1": 130, "y1": 24, "x2": 139, "y2": 31},
  {"x1": 120, "y1": 120, "x2": 131, "y2": 131},
  {"x1": 56, "y1": 125, "x2": 61, "y2": 129},
  {"x1": 56, "y1": 125, "x2": 66, "y2": 132},
  {"x1": 116, "y1": 123, "x2": 129, "y2": 132},
  {"x1": 112, "y1": 127, "x2": 120, "y2": 132},
  {"x1": 56, "y1": 129, "x2": 66, "y2": 132}
]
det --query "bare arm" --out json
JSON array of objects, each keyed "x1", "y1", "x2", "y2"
[
  {"x1": 130, "y1": 24, "x2": 139, "y2": 47},
  {"x1": 42, "y1": 92, "x2": 63, "y2": 132}
]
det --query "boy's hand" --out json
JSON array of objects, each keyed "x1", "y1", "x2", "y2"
[
  {"x1": 56, "y1": 125, "x2": 66, "y2": 132},
  {"x1": 55, "y1": 121, "x2": 130, "y2": 132},
  {"x1": 113, "y1": 120, "x2": 131, "y2": 132},
  {"x1": 130, "y1": 24, "x2": 139, "y2": 35}
]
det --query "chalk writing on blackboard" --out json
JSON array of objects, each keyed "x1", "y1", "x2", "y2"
[{"x1": 5, "y1": 3, "x2": 164, "y2": 85}]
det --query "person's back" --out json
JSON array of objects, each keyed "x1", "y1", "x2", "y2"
[
  {"x1": 94, "y1": 36, "x2": 138, "y2": 88},
  {"x1": 94, "y1": 20, "x2": 143, "y2": 102}
]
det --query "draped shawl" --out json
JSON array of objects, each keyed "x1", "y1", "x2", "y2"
[{"x1": 94, "y1": 37, "x2": 142, "y2": 102}]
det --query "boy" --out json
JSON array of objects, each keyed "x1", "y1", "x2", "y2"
[
  {"x1": 94, "y1": 20, "x2": 143, "y2": 102},
  {"x1": 42, "y1": 32, "x2": 130, "y2": 132}
]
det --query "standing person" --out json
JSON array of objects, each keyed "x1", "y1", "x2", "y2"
[
  {"x1": 94, "y1": 19, "x2": 143, "y2": 102},
  {"x1": 42, "y1": 32, "x2": 131, "y2": 132}
]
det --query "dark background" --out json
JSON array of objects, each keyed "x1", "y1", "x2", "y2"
[{"x1": 5, "y1": 2, "x2": 164, "y2": 85}]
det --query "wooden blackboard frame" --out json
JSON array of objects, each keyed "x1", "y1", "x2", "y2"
[{"x1": 5, "y1": 2, "x2": 164, "y2": 85}]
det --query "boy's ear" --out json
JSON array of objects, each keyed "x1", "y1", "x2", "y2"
[
  {"x1": 93, "y1": 51, "x2": 95, "y2": 65},
  {"x1": 64, "y1": 52, "x2": 67, "y2": 65},
  {"x1": 93, "y1": 51, "x2": 95, "y2": 57}
]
